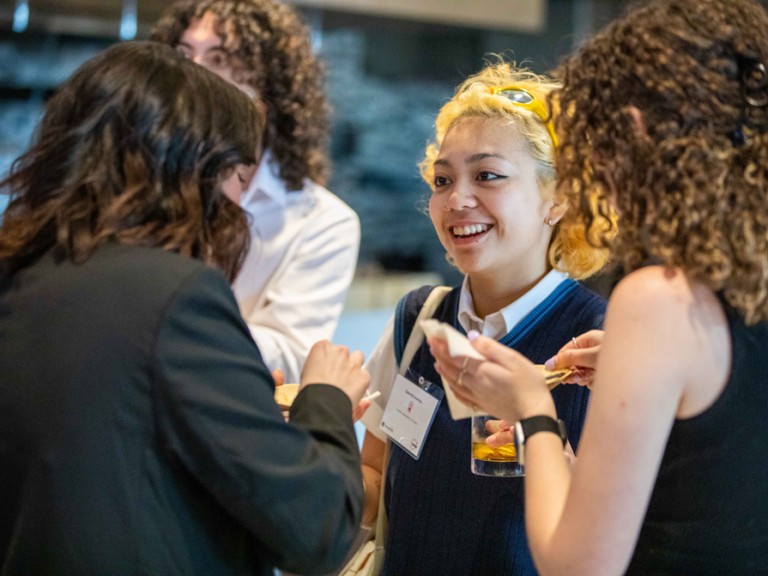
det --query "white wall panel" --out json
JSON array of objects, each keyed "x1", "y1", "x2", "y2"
[{"x1": 295, "y1": 0, "x2": 546, "y2": 32}]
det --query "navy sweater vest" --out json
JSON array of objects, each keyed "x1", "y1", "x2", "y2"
[{"x1": 383, "y1": 281, "x2": 606, "y2": 576}]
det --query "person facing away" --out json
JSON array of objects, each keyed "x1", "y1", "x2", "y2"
[
  {"x1": 0, "y1": 40, "x2": 370, "y2": 576},
  {"x1": 428, "y1": 0, "x2": 768, "y2": 574},
  {"x1": 358, "y1": 61, "x2": 612, "y2": 575},
  {"x1": 151, "y1": 0, "x2": 361, "y2": 383}
]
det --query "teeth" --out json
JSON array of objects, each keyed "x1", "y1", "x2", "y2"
[{"x1": 452, "y1": 224, "x2": 489, "y2": 237}]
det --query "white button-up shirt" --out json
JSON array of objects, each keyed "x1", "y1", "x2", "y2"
[{"x1": 232, "y1": 150, "x2": 361, "y2": 383}]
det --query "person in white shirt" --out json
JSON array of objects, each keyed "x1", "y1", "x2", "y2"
[{"x1": 152, "y1": 0, "x2": 360, "y2": 383}]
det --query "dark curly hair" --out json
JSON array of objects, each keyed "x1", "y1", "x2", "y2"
[
  {"x1": 555, "y1": 0, "x2": 768, "y2": 324},
  {"x1": 0, "y1": 41, "x2": 263, "y2": 280},
  {"x1": 151, "y1": 0, "x2": 330, "y2": 191}
]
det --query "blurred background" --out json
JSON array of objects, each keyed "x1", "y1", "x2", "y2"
[{"x1": 0, "y1": 0, "x2": 642, "y2": 353}]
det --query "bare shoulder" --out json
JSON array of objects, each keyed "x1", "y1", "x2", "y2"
[
  {"x1": 610, "y1": 266, "x2": 724, "y2": 328},
  {"x1": 600, "y1": 267, "x2": 695, "y2": 382},
  {"x1": 610, "y1": 266, "x2": 695, "y2": 310},
  {"x1": 605, "y1": 266, "x2": 729, "y2": 414}
]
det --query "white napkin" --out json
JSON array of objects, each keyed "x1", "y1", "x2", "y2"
[{"x1": 420, "y1": 319, "x2": 489, "y2": 420}]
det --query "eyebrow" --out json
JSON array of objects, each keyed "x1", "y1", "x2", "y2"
[{"x1": 434, "y1": 152, "x2": 507, "y2": 167}]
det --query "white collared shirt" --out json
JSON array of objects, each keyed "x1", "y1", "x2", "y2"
[
  {"x1": 232, "y1": 149, "x2": 361, "y2": 383},
  {"x1": 457, "y1": 269, "x2": 569, "y2": 339},
  {"x1": 361, "y1": 269, "x2": 569, "y2": 439}
]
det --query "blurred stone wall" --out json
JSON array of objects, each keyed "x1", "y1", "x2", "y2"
[
  {"x1": 0, "y1": 0, "x2": 605, "y2": 284},
  {"x1": 0, "y1": 26, "x2": 465, "y2": 281},
  {"x1": 321, "y1": 28, "x2": 458, "y2": 282}
]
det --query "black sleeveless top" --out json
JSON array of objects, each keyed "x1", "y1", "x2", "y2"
[{"x1": 626, "y1": 298, "x2": 768, "y2": 574}]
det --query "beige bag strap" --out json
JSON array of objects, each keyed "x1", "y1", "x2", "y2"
[
  {"x1": 369, "y1": 440, "x2": 388, "y2": 575},
  {"x1": 398, "y1": 285, "x2": 452, "y2": 377},
  {"x1": 369, "y1": 286, "x2": 451, "y2": 574}
]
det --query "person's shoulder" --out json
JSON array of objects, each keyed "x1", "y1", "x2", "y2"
[
  {"x1": 303, "y1": 180, "x2": 359, "y2": 220},
  {"x1": 604, "y1": 266, "x2": 728, "y2": 399},
  {"x1": 607, "y1": 265, "x2": 715, "y2": 329},
  {"x1": 98, "y1": 243, "x2": 207, "y2": 279},
  {"x1": 46, "y1": 244, "x2": 233, "y2": 330},
  {"x1": 395, "y1": 284, "x2": 456, "y2": 334},
  {"x1": 90, "y1": 244, "x2": 227, "y2": 303},
  {"x1": 612, "y1": 265, "x2": 693, "y2": 307},
  {"x1": 399, "y1": 284, "x2": 455, "y2": 312},
  {"x1": 545, "y1": 280, "x2": 607, "y2": 332},
  {"x1": 571, "y1": 279, "x2": 608, "y2": 307}
]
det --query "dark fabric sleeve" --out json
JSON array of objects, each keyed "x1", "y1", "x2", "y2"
[{"x1": 152, "y1": 266, "x2": 363, "y2": 575}]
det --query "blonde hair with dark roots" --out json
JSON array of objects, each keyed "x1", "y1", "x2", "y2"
[
  {"x1": 556, "y1": 0, "x2": 768, "y2": 324},
  {"x1": 419, "y1": 60, "x2": 611, "y2": 279},
  {"x1": 152, "y1": 0, "x2": 330, "y2": 191}
]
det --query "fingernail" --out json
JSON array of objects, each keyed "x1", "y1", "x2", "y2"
[
  {"x1": 544, "y1": 357, "x2": 555, "y2": 370},
  {"x1": 467, "y1": 330, "x2": 480, "y2": 341}
]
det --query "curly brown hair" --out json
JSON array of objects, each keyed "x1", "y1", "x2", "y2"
[
  {"x1": 151, "y1": 0, "x2": 330, "y2": 191},
  {"x1": 555, "y1": 0, "x2": 768, "y2": 323},
  {"x1": 420, "y1": 60, "x2": 612, "y2": 280},
  {"x1": 0, "y1": 41, "x2": 263, "y2": 280}
]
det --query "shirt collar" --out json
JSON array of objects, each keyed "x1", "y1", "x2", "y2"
[
  {"x1": 240, "y1": 148, "x2": 288, "y2": 213},
  {"x1": 457, "y1": 269, "x2": 569, "y2": 339}
]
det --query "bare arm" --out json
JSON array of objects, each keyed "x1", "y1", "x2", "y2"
[
  {"x1": 431, "y1": 266, "x2": 730, "y2": 575},
  {"x1": 360, "y1": 430, "x2": 386, "y2": 527}
]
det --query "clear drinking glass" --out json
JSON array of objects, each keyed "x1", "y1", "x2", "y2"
[{"x1": 470, "y1": 414, "x2": 524, "y2": 477}]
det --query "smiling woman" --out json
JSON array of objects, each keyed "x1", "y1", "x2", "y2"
[
  {"x1": 355, "y1": 60, "x2": 611, "y2": 576},
  {"x1": 429, "y1": 116, "x2": 555, "y2": 315}
]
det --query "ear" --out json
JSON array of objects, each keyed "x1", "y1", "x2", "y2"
[{"x1": 545, "y1": 201, "x2": 568, "y2": 227}]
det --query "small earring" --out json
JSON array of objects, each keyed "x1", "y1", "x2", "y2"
[{"x1": 546, "y1": 218, "x2": 554, "y2": 226}]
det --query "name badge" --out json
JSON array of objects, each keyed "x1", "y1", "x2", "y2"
[{"x1": 380, "y1": 372, "x2": 443, "y2": 459}]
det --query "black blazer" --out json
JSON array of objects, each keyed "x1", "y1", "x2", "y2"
[{"x1": 0, "y1": 243, "x2": 363, "y2": 576}]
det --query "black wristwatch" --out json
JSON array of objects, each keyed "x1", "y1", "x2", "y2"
[{"x1": 514, "y1": 415, "x2": 567, "y2": 467}]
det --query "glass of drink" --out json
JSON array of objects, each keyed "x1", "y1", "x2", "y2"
[{"x1": 471, "y1": 414, "x2": 523, "y2": 477}]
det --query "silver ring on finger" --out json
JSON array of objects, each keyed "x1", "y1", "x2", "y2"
[{"x1": 456, "y1": 368, "x2": 465, "y2": 387}]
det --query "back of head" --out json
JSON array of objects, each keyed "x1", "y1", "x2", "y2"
[
  {"x1": 420, "y1": 59, "x2": 611, "y2": 279},
  {"x1": 151, "y1": 0, "x2": 330, "y2": 190},
  {"x1": 556, "y1": 0, "x2": 768, "y2": 322},
  {"x1": 0, "y1": 40, "x2": 263, "y2": 280}
]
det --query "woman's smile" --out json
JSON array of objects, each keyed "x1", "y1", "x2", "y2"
[{"x1": 450, "y1": 223, "x2": 493, "y2": 239}]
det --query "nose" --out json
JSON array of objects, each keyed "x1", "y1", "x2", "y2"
[{"x1": 442, "y1": 181, "x2": 477, "y2": 212}]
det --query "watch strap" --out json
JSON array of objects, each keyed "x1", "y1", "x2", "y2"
[{"x1": 519, "y1": 415, "x2": 567, "y2": 447}]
